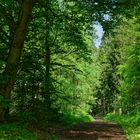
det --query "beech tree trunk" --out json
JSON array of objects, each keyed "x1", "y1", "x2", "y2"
[{"x1": 0, "y1": 0, "x2": 34, "y2": 121}]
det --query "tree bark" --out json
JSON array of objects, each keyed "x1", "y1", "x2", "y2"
[
  {"x1": 0, "y1": 0, "x2": 34, "y2": 121},
  {"x1": 45, "y1": 3, "x2": 51, "y2": 114}
]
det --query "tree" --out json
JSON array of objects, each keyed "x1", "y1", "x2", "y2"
[
  {"x1": 0, "y1": 0, "x2": 34, "y2": 121},
  {"x1": 4, "y1": 0, "x2": 94, "y2": 123},
  {"x1": 92, "y1": 34, "x2": 121, "y2": 115},
  {"x1": 117, "y1": 18, "x2": 140, "y2": 113}
]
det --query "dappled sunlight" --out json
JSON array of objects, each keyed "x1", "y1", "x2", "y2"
[{"x1": 52, "y1": 118, "x2": 126, "y2": 140}]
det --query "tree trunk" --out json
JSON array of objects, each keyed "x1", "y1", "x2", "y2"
[
  {"x1": 45, "y1": 42, "x2": 51, "y2": 111},
  {"x1": 43, "y1": 0, "x2": 52, "y2": 116},
  {"x1": 0, "y1": 0, "x2": 34, "y2": 121}
]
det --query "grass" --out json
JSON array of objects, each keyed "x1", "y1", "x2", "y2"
[
  {"x1": 104, "y1": 111, "x2": 140, "y2": 140},
  {"x1": 0, "y1": 123, "x2": 36, "y2": 140}
]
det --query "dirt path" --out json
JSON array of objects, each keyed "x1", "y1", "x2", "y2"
[
  {"x1": 55, "y1": 117, "x2": 126, "y2": 140},
  {"x1": 37, "y1": 117, "x2": 126, "y2": 140}
]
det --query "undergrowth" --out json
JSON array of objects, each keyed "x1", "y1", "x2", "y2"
[
  {"x1": 58, "y1": 112, "x2": 94, "y2": 126},
  {"x1": 105, "y1": 110, "x2": 140, "y2": 140},
  {"x1": 0, "y1": 123, "x2": 36, "y2": 140}
]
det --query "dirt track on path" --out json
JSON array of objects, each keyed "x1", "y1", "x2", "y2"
[{"x1": 56, "y1": 117, "x2": 126, "y2": 140}]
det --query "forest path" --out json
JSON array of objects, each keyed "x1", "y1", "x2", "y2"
[{"x1": 54, "y1": 117, "x2": 126, "y2": 140}]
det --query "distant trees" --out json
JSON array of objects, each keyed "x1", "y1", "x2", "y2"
[
  {"x1": 92, "y1": 16, "x2": 140, "y2": 115},
  {"x1": 92, "y1": 34, "x2": 121, "y2": 115}
]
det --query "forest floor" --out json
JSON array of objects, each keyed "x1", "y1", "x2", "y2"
[{"x1": 36, "y1": 117, "x2": 126, "y2": 140}]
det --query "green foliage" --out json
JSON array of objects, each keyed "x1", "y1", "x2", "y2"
[
  {"x1": 58, "y1": 111, "x2": 93, "y2": 126},
  {"x1": 115, "y1": 18, "x2": 140, "y2": 113},
  {"x1": 0, "y1": 123, "x2": 36, "y2": 140},
  {"x1": 92, "y1": 36, "x2": 121, "y2": 115},
  {"x1": 5, "y1": 0, "x2": 95, "y2": 125}
]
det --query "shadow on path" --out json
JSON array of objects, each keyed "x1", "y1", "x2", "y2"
[{"x1": 56, "y1": 117, "x2": 126, "y2": 140}]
